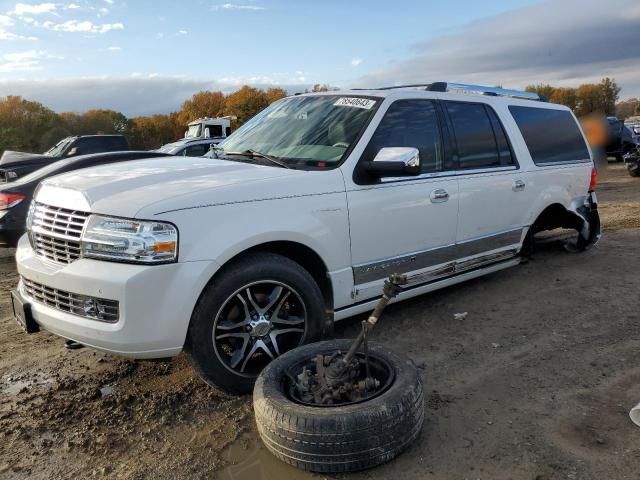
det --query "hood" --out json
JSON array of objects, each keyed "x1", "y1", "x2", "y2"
[
  {"x1": 38, "y1": 156, "x2": 344, "y2": 218},
  {"x1": 0, "y1": 150, "x2": 50, "y2": 166}
]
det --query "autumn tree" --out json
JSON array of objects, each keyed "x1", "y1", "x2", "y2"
[
  {"x1": 223, "y1": 85, "x2": 269, "y2": 126},
  {"x1": 0, "y1": 96, "x2": 58, "y2": 154},
  {"x1": 616, "y1": 98, "x2": 640, "y2": 119},
  {"x1": 526, "y1": 78, "x2": 620, "y2": 117},
  {"x1": 178, "y1": 90, "x2": 225, "y2": 126},
  {"x1": 265, "y1": 87, "x2": 288, "y2": 104},
  {"x1": 128, "y1": 113, "x2": 182, "y2": 150}
]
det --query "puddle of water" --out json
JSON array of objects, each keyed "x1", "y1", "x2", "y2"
[
  {"x1": 1, "y1": 376, "x2": 54, "y2": 395},
  {"x1": 217, "y1": 431, "x2": 318, "y2": 480}
]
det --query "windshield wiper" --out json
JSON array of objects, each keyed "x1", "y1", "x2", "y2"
[{"x1": 224, "y1": 149, "x2": 291, "y2": 169}]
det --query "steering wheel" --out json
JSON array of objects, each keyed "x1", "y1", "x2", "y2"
[{"x1": 332, "y1": 142, "x2": 349, "y2": 148}]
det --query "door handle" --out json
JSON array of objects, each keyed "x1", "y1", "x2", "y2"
[
  {"x1": 430, "y1": 189, "x2": 449, "y2": 203},
  {"x1": 513, "y1": 180, "x2": 526, "y2": 192}
]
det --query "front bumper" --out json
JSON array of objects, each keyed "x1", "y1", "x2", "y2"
[{"x1": 15, "y1": 235, "x2": 220, "y2": 358}]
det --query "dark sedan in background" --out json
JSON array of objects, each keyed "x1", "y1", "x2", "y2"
[{"x1": 0, "y1": 150, "x2": 169, "y2": 246}]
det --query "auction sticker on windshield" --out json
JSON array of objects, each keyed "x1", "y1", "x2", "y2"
[{"x1": 334, "y1": 97, "x2": 376, "y2": 109}]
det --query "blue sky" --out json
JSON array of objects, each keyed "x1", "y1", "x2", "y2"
[{"x1": 0, "y1": 0, "x2": 638, "y2": 115}]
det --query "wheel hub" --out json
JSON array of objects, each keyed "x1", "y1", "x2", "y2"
[{"x1": 250, "y1": 316, "x2": 272, "y2": 337}]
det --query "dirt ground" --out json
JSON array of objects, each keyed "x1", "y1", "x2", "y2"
[{"x1": 1, "y1": 163, "x2": 639, "y2": 480}]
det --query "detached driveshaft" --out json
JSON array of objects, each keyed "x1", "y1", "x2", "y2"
[{"x1": 293, "y1": 273, "x2": 408, "y2": 405}]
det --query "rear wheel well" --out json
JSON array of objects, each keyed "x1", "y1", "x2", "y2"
[{"x1": 531, "y1": 203, "x2": 583, "y2": 234}]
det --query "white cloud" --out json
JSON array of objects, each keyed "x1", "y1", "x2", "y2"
[
  {"x1": 104, "y1": 0, "x2": 114, "y2": 4},
  {"x1": 357, "y1": 0, "x2": 640, "y2": 99},
  {"x1": 351, "y1": 58, "x2": 363, "y2": 67},
  {"x1": 42, "y1": 19, "x2": 124, "y2": 33},
  {"x1": 212, "y1": 3, "x2": 265, "y2": 11},
  {"x1": 107, "y1": 46, "x2": 121, "y2": 51},
  {"x1": 0, "y1": 29, "x2": 38, "y2": 40},
  {"x1": 10, "y1": 3, "x2": 57, "y2": 15},
  {"x1": 66, "y1": 3, "x2": 80, "y2": 9},
  {"x1": 0, "y1": 15, "x2": 38, "y2": 41},
  {"x1": 0, "y1": 15, "x2": 14, "y2": 26},
  {"x1": 178, "y1": 29, "x2": 187, "y2": 35},
  {"x1": 98, "y1": 7, "x2": 109, "y2": 15},
  {"x1": 0, "y1": 50, "x2": 44, "y2": 73}
]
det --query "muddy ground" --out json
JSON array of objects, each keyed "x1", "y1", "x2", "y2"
[{"x1": 1, "y1": 163, "x2": 639, "y2": 480}]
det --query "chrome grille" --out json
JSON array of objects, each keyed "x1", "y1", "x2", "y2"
[
  {"x1": 21, "y1": 276, "x2": 119, "y2": 323},
  {"x1": 29, "y1": 203, "x2": 90, "y2": 264}
]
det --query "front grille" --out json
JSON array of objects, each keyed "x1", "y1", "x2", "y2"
[
  {"x1": 29, "y1": 203, "x2": 90, "y2": 264},
  {"x1": 21, "y1": 276, "x2": 119, "y2": 323}
]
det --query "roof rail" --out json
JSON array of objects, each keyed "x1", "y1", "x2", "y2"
[
  {"x1": 427, "y1": 82, "x2": 546, "y2": 101},
  {"x1": 357, "y1": 82, "x2": 546, "y2": 101}
]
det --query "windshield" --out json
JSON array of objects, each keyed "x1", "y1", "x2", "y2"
[
  {"x1": 44, "y1": 137, "x2": 72, "y2": 157},
  {"x1": 157, "y1": 143, "x2": 180, "y2": 153},
  {"x1": 186, "y1": 124, "x2": 201, "y2": 138},
  {"x1": 217, "y1": 95, "x2": 379, "y2": 168}
]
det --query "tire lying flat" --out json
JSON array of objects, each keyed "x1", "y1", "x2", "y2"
[{"x1": 253, "y1": 339, "x2": 424, "y2": 473}]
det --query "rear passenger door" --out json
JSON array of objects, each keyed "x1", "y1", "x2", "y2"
[{"x1": 443, "y1": 101, "x2": 529, "y2": 260}]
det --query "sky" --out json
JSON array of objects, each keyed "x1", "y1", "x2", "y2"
[{"x1": 0, "y1": 0, "x2": 638, "y2": 116}]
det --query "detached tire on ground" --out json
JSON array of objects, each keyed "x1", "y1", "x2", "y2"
[{"x1": 253, "y1": 339, "x2": 424, "y2": 473}]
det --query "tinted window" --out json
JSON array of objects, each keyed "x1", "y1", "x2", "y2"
[
  {"x1": 363, "y1": 100, "x2": 446, "y2": 173},
  {"x1": 509, "y1": 106, "x2": 590, "y2": 164},
  {"x1": 486, "y1": 107, "x2": 514, "y2": 166},
  {"x1": 445, "y1": 102, "x2": 512, "y2": 169},
  {"x1": 184, "y1": 144, "x2": 209, "y2": 157},
  {"x1": 206, "y1": 125, "x2": 223, "y2": 137}
]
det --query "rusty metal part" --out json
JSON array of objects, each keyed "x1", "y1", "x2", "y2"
[{"x1": 292, "y1": 274, "x2": 407, "y2": 405}]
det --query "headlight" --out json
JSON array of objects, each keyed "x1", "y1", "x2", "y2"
[{"x1": 81, "y1": 215, "x2": 178, "y2": 264}]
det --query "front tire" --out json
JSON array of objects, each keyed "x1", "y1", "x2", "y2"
[{"x1": 187, "y1": 253, "x2": 326, "y2": 394}]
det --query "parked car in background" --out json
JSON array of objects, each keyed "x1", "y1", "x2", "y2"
[
  {"x1": 0, "y1": 135, "x2": 129, "y2": 181},
  {"x1": 624, "y1": 144, "x2": 640, "y2": 177},
  {"x1": 156, "y1": 137, "x2": 221, "y2": 157},
  {"x1": 0, "y1": 150, "x2": 170, "y2": 247},
  {"x1": 12, "y1": 83, "x2": 600, "y2": 394},
  {"x1": 606, "y1": 117, "x2": 635, "y2": 161}
]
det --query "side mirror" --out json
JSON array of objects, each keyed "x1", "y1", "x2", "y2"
[
  {"x1": 67, "y1": 147, "x2": 79, "y2": 156},
  {"x1": 204, "y1": 127, "x2": 211, "y2": 139},
  {"x1": 366, "y1": 147, "x2": 421, "y2": 177}
]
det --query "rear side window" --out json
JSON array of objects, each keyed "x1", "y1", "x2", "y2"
[
  {"x1": 363, "y1": 99, "x2": 448, "y2": 173},
  {"x1": 444, "y1": 102, "x2": 514, "y2": 169},
  {"x1": 509, "y1": 106, "x2": 590, "y2": 164}
]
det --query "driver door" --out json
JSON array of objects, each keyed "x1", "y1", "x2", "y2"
[{"x1": 346, "y1": 99, "x2": 459, "y2": 301}]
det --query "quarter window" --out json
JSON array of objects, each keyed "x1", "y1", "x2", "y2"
[
  {"x1": 445, "y1": 102, "x2": 514, "y2": 169},
  {"x1": 509, "y1": 106, "x2": 590, "y2": 164},
  {"x1": 363, "y1": 100, "x2": 447, "y2": 173}
]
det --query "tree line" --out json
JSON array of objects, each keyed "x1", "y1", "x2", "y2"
[
  {"x1": 0, "y1": 78, "x2": 633, "y2": 157},
  {"x1": 0, "y1": 85, "x2": 289, "y2": 155}
]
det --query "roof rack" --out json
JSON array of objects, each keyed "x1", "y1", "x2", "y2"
[{"x1": 358, "y1": 82, "x2": 546, "y2": 102}]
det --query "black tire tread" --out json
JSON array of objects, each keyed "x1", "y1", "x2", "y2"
[{"x1": 253, "y1": 339, "x2": 424, "y2": 472}]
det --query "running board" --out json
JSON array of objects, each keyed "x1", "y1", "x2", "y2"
[{"x1": 334, "y1": 257, "x2": 521, "y2": 322}]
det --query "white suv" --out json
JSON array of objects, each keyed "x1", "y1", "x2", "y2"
[{"x1": 12, "y1": 82, "x2": 601, "y2": 393}]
